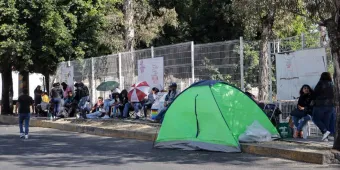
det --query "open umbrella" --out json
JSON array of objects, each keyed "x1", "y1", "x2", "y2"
[
  {"x1": 128, "y1": 81, "x2": 150, "y2": 102},
  {"x1": 96, "y1": 81, "x2": 119, "y2": 91}
]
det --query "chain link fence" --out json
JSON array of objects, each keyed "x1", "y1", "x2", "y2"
[
  {"x1": 52, "y1": 31, "x2": 331, "y2": 106},
  {"x1": 195, "y1": 40, "x2": 241, "y2": 87}
]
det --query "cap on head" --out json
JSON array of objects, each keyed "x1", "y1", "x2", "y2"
[{"x1": 169, "y1": 82, "x2": 177, "y2": 88}]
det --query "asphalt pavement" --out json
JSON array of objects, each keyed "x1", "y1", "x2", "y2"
[{"x1": 0, "y1": 124, "x2": 339, "y2": 170}]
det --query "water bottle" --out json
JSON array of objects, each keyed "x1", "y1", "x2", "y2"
[
  {"x1": 302, "y1": 122, "x2": 309, "y2": 139},
  {"x1": 48, "y1": 112, "x2": 53, "y2": 121}
]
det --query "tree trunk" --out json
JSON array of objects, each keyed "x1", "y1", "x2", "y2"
[
  {"x1": 325, "y1": 17, "x2": 340, "y2": 150},
  {"x1": 44, "y1": 74, "x2": 50, "y2": 94},
  {"x1": 258, "y1": 11, "x2": 275, "y2": 101},
  {"x1": 1, "y1": 67, "x2": 13, "y2": 115},
  {"x1": 19, "y1": 71, "x2": 29, "y2": 95},
  {"x1": 124, "y1": 0, "x2": 134, "y2": 51}
]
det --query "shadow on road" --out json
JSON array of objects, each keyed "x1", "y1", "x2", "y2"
[{"x1": 0, "y1": 125, "x2": 334, "y2": 169}]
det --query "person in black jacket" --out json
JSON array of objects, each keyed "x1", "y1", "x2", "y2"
[
  {"x1": 50, "y1": 82, "x2": 64, "y2": 120},
  {"x1": 118, "y1": 90, "x2": 129, "y2": 118},
  {"x1": 312, "y1": 72, "x2": 335, "y2": 141},
  {"x1": 290, "y1": 85, "x2": 313, "y2": 138}
]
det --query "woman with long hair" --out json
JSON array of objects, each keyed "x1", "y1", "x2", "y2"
[
  {"x1": 312, "y1": 72, "x2": 335, "y2": 141},
  {"x1": 290, "y1": 85, "x2": 313, "y2": 138},
  {"x1": 34, "y1": 85, "x2": 43, "y2": 114}
]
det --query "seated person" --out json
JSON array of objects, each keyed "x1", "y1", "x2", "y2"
[
  {"x1": 142, "y1": 87, "x2": 159, "y2": 118},
  {"x1": 290, "y1": 85, "x2": 313, "y2": 138},
  {"x1": 153, "y1": 83, "x2": 179, "y2": 123},
  {"x1": 101, "y1": 94, "x2": 118, "y2": 119},
  {"x1": 64, "y1": 91, "x2": 77, "y2": 117},
  {"x1": 119, "y1": 90, "x2": 129, "y2": 118},
  {"x1": 85, "y1": 97, "x2": 105, "y2": 119},
  {"x1": 36, "y1": 92, "x2": 50, "y2": 116},
  {"x1": 122, "y1": 102, "x2": 142, "y2": 120},
  {"x1": 111, "y1": 93, "x2": 122, "y2": 118}
]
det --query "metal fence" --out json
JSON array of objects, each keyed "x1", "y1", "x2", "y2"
[{"x1": 53, "y1": 31, "x2": 331, "y2": 105}]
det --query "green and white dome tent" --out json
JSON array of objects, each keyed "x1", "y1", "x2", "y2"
[{"x1": 154, "y1": 80, "x2": 280, "y2": 152}]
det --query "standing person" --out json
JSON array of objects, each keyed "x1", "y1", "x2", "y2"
[
  {"x1": 50, "y1": 82, "x2": 64, "y2": 120},
  {"x1": 312, "y1": 72, "x2": 335, "y2": 141},
  {"x1": 34, "y1": 85, "x2": 43, "y2": 114},
  {"x1": 15, "y1": 89, "x2": 34, "y2": 139},
  {"x1": 61, "y1": 82, "x2": 72, "y2": 99},
  {"x1": 290, "y1": 85, "x2": 314, "y2": 138},
  {"x1": 152, "y1": 83, "x2": 179, "y2": 123}
]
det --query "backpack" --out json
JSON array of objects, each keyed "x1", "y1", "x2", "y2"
[{"x1": 77, "y1": 85, "x2": 89, "y2": 99}]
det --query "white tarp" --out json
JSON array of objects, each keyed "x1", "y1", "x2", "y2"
[
  {"x1": 276, "y1": 48, "x2": 327, "y2": 100},
  {"x1": 138, "y1": 57, "x2": 164, "y2": 90},
  {"x1": 60, "y1": 64, "x2": 74, "y2": 88},
  {"x1": 0, "y1": 72, "x2": 43, "y2": 100},
  {"x1": 239, "y1": 121, "x2": 272, "y2": 143},
  {"x1": 29, "y1": 73, "x2": 44, "y2": 96},
  {"x1": 0, "y1": 72, "x2": 19, "y2": 100}
]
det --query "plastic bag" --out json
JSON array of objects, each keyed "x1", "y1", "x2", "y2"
[{"x1": 239, "y1": 121, "x2": 272, "y2": 143}]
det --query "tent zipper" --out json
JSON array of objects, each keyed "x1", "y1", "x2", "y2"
[{"x1": 195, "y1": 94, "x2": 200, "y2": 138}]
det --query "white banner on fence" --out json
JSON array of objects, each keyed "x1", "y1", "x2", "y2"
[
  {"x1": 60, "y1": 64, "x2": 74, "y2": 88},
  {"x1": 276, "y1": 48, "x2": 327, "y2": 100},
  {"x1": 138, "y1": 57, "x2": 164, "y2": 90}
]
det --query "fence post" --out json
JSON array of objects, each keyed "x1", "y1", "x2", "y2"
[
  {"x1": 239, "y1": 37, "x2": 245, "y2": 91},
  {"x1": 301, "y1": 33, "x2": 305, "y2": 49},
  {"x1": 151, "y1": 46, "x2": 154, "y2": 58},
  {"x1": 267, "y1": 42, "x2": 273, "y2": 102},
  {"x1": 191, "y1": 41, "x2": 195, "y2": 84},
  {"x1": 91, "y1": 57, "x2": 95, "y2": 104},
  {"x1": 118, "y1": 53, "x2": 123, "y2": 90}
]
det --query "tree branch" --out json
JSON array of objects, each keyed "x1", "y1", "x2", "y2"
[{"x1": 280, "y1": 7, "x2": 318, "y2": 23}]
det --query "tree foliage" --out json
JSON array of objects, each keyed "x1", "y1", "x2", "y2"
[
  {"x1": 152, "y1": 0, "x2": 243, "y2": 45},
  {"x1": 0, "y1": 0, "x2": 31, "y2": 114}
]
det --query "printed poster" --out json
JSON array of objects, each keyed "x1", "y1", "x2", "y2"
[{"x1": 138, "y1": 57, "x2": 164, "y2": 90}]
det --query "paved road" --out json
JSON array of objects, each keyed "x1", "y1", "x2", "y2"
[{"x1": 0, "y1": 124, "x2": 339, "y2": 170}]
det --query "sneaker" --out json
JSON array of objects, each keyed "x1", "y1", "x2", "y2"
[
  {"x1": 76, "y1": 113, "x2": 80, "y2": 119},
  {"x1": 81, "y1": 113, "x2": 87, "y2": 119},
  {"x1": 328, "y1": 136, "x2": 335, "y2": 141},
  {"x1": 102, "y1": 115, "x2": 110, "y2": 119},
  {"x1": 324, "y1": 138, "x2": 329, "y2": 142},
  {"x1": 20, "y1": 133, "x2": 25, "y2": 139},
  {"x1": 25, "y1": 135, "x2": 29, "y2": 139},
  {"x1": 149, "y1": 119, "x2": 160, "y2": 123},
  {"x1": 293, "y1": 131, "x2": 299, "y2": 138},
  {"x1": 322, "y1": 131, "x2": 331, "y2": 141}
]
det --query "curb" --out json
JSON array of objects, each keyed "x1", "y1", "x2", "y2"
[
  {"x1": 240, "y1": 144, "x2": 326, "y2": 164},
  {"x1": 0, "y1": 115, "x2": 156, "y2": 141},
  {"x1": 0, "y1": 115, "x2": 337, "y2": 164}
]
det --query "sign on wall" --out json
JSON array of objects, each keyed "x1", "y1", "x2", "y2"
[
  {"x1": 276, "y1": 48, "x2": 327, "y2": 100},
  {"x1": 138, "y1": 57, "x2": 164, "y2": 90},
  {"x1": 60, "y1": 64, "x2": 74, "y2": 88}
]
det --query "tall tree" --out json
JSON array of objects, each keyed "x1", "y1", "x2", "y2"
[
  {"x1": 152, "y1": 0, "x2": 243, "y2": 45},
  {"x1": 232, "y1": 0, "x2": 283, "y2": 101},
  {"x1": 101, "y1": 0, "x2": 177, "y2": 52},
  {"x1": 281, "y1": 0, "x2": 340, "y2": 150},
  {"x1": 18, "y1": 0, "x2": 106, "y2": 91},
  {"x1": 0, "y1": 0, "x2": 31, "y2": 114},
  {"x1": 123, "y1": 0, "x2": 134, "y2": 51}
]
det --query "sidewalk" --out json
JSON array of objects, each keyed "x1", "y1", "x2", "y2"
[{"x1": 0, "y1": 115, "x2": 339, "y2": 164}]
